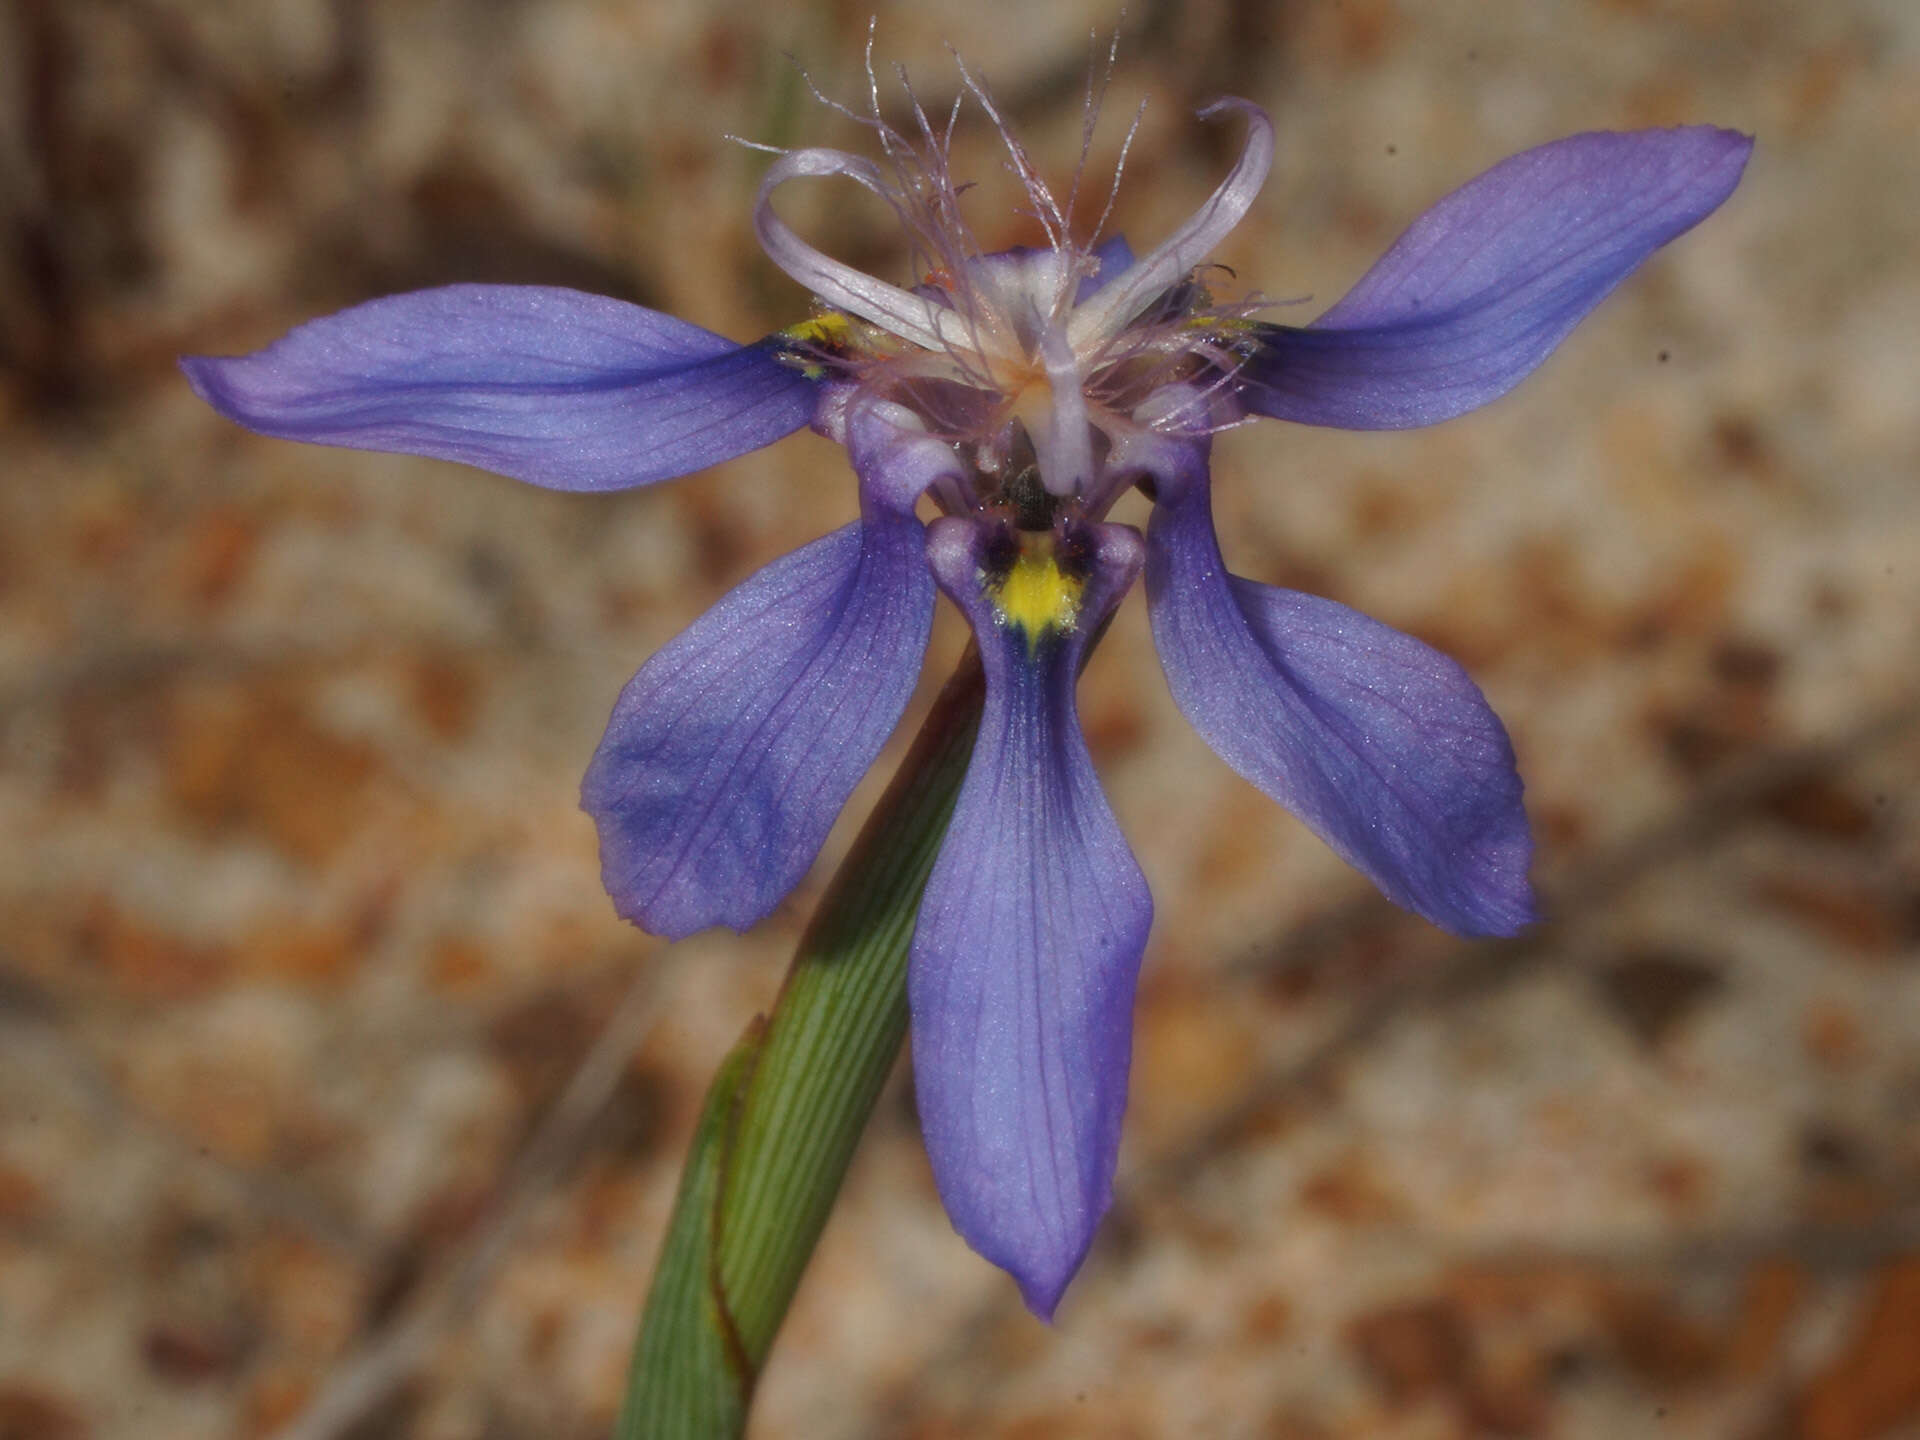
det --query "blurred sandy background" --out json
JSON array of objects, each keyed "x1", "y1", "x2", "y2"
[{"x1": 3, "y1": 1, "x2": 1918, "y2": 1436}]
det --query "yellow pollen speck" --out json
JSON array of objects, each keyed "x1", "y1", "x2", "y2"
[{"x1": 988, "y1": 542, "x2": 1084, "y2": 647}]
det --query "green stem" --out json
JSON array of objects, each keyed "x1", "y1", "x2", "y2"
[{"x1": 617, "y1": 654, "x2": 985, "y2": 1439}]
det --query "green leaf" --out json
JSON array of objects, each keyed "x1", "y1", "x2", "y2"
[
  {"x1": 616, "y1": 1025, "x2": 758, "y2": 1438},
  {"x1": 618, "y1": 656, "x2": 984, "y2": 1438}
]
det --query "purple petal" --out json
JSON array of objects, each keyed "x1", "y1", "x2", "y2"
[
  {"x1": 1239, "y1": 126, "x2": 1752, "y2": 429},
  {"x1": 182, "y1": 284, "x2": 819, "y2": 490},
  {"x1": 912, "y1": 517, "x2": 1153, "y2": 1319},
  {"x1": 1134, "y1": 431, "x2": 1533, "y2": 935},
  {"x1": 582, "y1": 406, "x2": 958, "y2": 938}
]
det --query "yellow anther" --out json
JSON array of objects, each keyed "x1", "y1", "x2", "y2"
[{"x1": 782, "y1": 311, "x2": 854, "y2": 348}]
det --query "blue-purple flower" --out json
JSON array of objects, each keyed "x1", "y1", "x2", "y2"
[{"x1": 183, "y1": 76, "x2": 1750, "y2": 1317}]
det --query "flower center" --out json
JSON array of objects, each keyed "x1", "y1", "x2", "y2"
[
  {"x1": 755, "y1": 77, "x2": 1275, "y2": 518},
  {"x1": 984, "y1": 528, "x2": 1086, "y2": 649}
]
